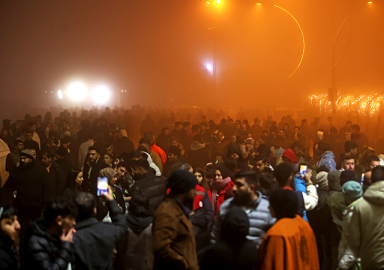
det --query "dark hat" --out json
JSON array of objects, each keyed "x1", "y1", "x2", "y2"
[
  {"x1": 342, "y1": 181, "x2": 363, "y2": 202},
  {"x1": 20, "y1": 149, "x2": 34, "y2": 159},
  {"x1": 168, "y1": 170, "x2": 197, "y2": 195}
]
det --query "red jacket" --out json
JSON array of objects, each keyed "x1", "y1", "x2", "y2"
[
  {"x1": 193, "y1": 185, "x2": 206, "y2": 210},
  {"x1": 150, "y1": 144, "x2": 167, "y2": 165},
  {"x1": 207, "y1": 181, "x2": 235, "y2": 215}
]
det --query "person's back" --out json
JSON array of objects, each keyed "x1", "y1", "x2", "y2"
[
  {"x1": 258, "y1": 189, "x2": 319, "y2": 270},
  {"x1": 348, "y1": 167, "x2": 384, "y2": 269},
  {"x1": 73, "y1": 190, "x2": 127, "y2": 270},
  {"x1": 200, "y1": 206, "x2": 257, "y2": 270},
  {"x1": 115, "y1": 194, "x2": 154, "y2": 270}
]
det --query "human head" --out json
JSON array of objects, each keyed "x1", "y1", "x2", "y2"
[
  {"x1": 274, "y1": 163, "x2": 293, "y2": 188},
  {"x1": 99, "y1": 167, "x2": 117, "y2": 186},
  {"x1": 220, "y1": 206, "x2": 249, "y2": 244},
  {"x1": 342, "y1": 155, "x2": 355, "y2": 171},
  {"x1": 43, "y1": 197, "x2": 78, "y2": 234},
  {"x1": 253, "y1": 154, "x2": 268, "y2": 173},
  {"x1": 316, "y1": 142, "x2": 331, "y2": 156},
  {"x1": 161, "y1": 127, "x2": 170, "y2": 135},
  {"x1": 103, "y1": 153, "x2": 113, "y2": 166},
  {"x1": 105, "y1": 144, "x2": 114, "y2": 156},
  {"x1": 232, "y1": 170, "x2": 259, "y2": 206},
  {"x1": 344, "y1": 141, "x2": 358, "y2": 156},
  {"x1": 25, "y1": 131, "x2": 33, "y2": 141},
  {"x1": 179, "y1": 163, "x2": 193, "y2": 173},
  {"x1": 269, "y1": 189, "x2": 299, "y2": 220},
  {"x1": 13, "y1": 139, "x2": 24, "y2": 152},
  {"x1": 88, "y1": 146, "x2": 100, "y2": 162},
  {"x1": 128, "y1": 194, "x2": 150, "y2": 218},
  {"x1": 41, "y1": 151, "x2": 54, "y2": 167},
  {"x1": 351, "y1": 124, "x2": 360, "y2": 134},
  {"x1": 168, "y1": 170, "x2": 197, "y2": 206},
  {"x1": 68, "y1": 169, "x2": 83, "y2": 191},
  {"x1": 143, "y1": 132, "x2": 155, "y2": 146},
  {"x1": 342, "y1": 181, "x2": 363, "y2": 205},
  {"x1": 282, "y1": 149, "x2": 298, "y2": 164},
  {"x1": 258, "y1": 172, "x2": 279, "y2": 197},
  {"x1": 168, "y1": 145, "x2": 181, "y2": 161},
  {"x1": 115, "y1": 161, "x2": 128, "y2": 178},
  {"x1": 193, "y1": 167, "x2": 205, "y2": 187},
  {"x1": 365, "y1": 155, "x2": 380, "y2": 172},
  {"x1": 20, "y1": 149, "x2": 34, "y2": 165},
  {"x1": 131, "y1": 159, "x2": 150, "y2": 178},
  {"x1": 340, "y1": 170, "x2": 357, "y2": 186},
  {"x1": 175, "y1": 121, "x2": 183, "y2": 130},
  {"x1": 75, "y1": 193, "x2": 96, "y2": 222},
  {"x1": 371, "y1": 166, "x2": 384, "y2": 183},
  {"x1": 293, "y1": 126, "x2": 300, "y2": 134},
  {"x1": 0, "y1": 206, "x2": 20, "y2": 241}
]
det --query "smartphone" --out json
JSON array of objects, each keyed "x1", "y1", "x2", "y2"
[
  {"x1": 361, "y1": 173, "x2": 365, "y2": 185},
  {"x1": 97, "y1": 177, "x2": 108, "y2": 196},
  {"x1": 299, "y1": 165, "x2": 307, "y2": 180}
]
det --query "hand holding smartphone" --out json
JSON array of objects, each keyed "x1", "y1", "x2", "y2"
[
  {"x1": 97, "y1": 177, "x2": 108, "y2": 196},
  {"x1": 299, "y1": 165, "x2": 307, "y2": 180}
]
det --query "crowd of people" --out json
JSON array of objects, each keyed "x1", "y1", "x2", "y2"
[{"x1": 0, "y1": 106, "x2": 383, "y2": 269}]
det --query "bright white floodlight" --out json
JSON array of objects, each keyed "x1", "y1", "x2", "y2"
[
  {"x1": 205, "y1": 63, "x2": 213, "y2": 74},
  {"x1": 58, "y1": 90, "x2": 63, "y2": 100},
  {"x1": 67, "y1": 82, "x2": 88, "y2": 101},
  {"x1": 92, "y1": 85, "x2": 111, "y2": 104}
]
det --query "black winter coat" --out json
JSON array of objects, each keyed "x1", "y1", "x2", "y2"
[
  {"x1": 0, "y1": 235, "x2": 18, "y2": 270},
  {"x1": 47, "y1": 162, "x2": 66, "y2": 197},
  {"x1": 73, "y1": 200, "x2": 127, "y2": 270},
  {"x1": 20, "y1": 220, "x2": 74, "y2": 270}
]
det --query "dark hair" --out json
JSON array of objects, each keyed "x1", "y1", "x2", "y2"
[
  {"x1": 75, "y1": 193, "x2": 96, "y2": 221},
  {"x1": 168, "y1": 145, "x2": 181, "y2": 157},
  {"x1": 258, "y1": 173, "x2": 279, "y2": 197},
  {"x1": 342, "y1": 155, "x2": 355, "y2": 163},
  {"x1": 180, "y1": 163, "x2": 193, "y2": 172},
  {"x1": 366, "y1": 155, "x2": 380, "y2": 165},
  {"x1": 317, "y1": 165, "x2": 330, "y2": 173},
  {"x1": 345, "y1": 141, "x2": 358, "y2": 153},
  {"x1": 274, "y1": 163, "x2": 293, "y2": 188},
  {"x1": 270, "y1": 189, "x2": 299, "y2": 220},
  {"x1": 234, "y1": 170, "x2": 259, "y2": 187},
  {"x1": 128, "y1": 194, "x2": 150, "y2": 218},
  {"x1": 67, "y1": 169, "x2": 83, "y2": 195},
  {"x1": 137, "y1": 145, "x2": 149, "y2": 154},
  {"x1": 41, "y1": 150, "x2": 54, "y2": 159},
  {"x1": 291, "y1": 141, "x2": 302, "y2": 150},
  {"x1": 175, "y1": 121, "x2": 183, "y2": 127},
  {"x1": 43, "y1": 197, "x2": 78, "y2": 226},
  {"x1": 88, "y1": 146, "x2": 100, "y2": 154},
  {"x1": 191, "y1": 125, "x2": 199, "y2": 132},
  {"x1": 116, "y1": 161, "x2": 127, "y2": 169},
  {"x1": 351, "y1": 124, "x2": 360, "y2": 132},
  {"x1": 194, "y1": 167, "x2": 207, "y2": 189},
  {"x1": 0, "y1": 206, "x2": 17, "y2": 220},
  {"x1": 139, "y1": 138, "x2": 150, "y2": 145},
  {"x1": 254, "y1": 154, "x2": 267, "y2": 163},
  {"x1": 131, "y1": 159, "x2": 150, "y2": 171},
  {"x1": 13, "y1": 139, "x2": 24, "y2": 148},
  {"x1": 371, "y1": 166, "x2": 384, "y2": 183},
  {"x1": 317, "y1": 142, "x2": 331, "y2": 153}
]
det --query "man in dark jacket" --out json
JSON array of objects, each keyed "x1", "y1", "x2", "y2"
[
  {"x1": 73, "y1": 188, "x2": 127, "y2": 270},
  {"x1": 83, "y1": 146, "x2": 108, "y2": 196},
  {"x1": 42, "y1": 150, "x2": 66, "y2": 197},
  {"x1": 188, "y1": 134, "x2": 211, "y2": 169},
  {"x1": 20, "y1": 197, "x2": 77, "y2": 270},
  {"x1": 200, "y1": 206, "x2": 258, "y2": 270},
  {"x1": 5, "y1": 139, "x2": 24, "y2": 172},
  {"x1": 22, "y1": 130, "x2": 39, "y2": 152},
  {"x1": 163, "y1": 145, "x2": 182, "y2": 178},
  {"x1": 130, "y1": 159, "x2": 167, "y2": 216},
  {"x1": 55, "y1": 146, "x2": 73, "y2": 182},
  {"x1": 153, "y1": 170, "x2": 198, "y2": 270},
  {"x1": 8, "y1": 149, "x2": 52, "y2": 247}
]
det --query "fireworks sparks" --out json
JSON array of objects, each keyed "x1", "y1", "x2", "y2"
[{"x1": 308, "y1": 93, "x2": 384, "y2": 116}]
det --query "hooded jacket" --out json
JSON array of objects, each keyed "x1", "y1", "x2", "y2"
[
  {"x1": 317, "y1": 151, "x2": 336, "y2": 171},
  {"x1": 347, "y1": 181, "x2": 384, "y2": 270},
  {"x1": 200, "y1": 207, "x2": 258, "y2": 270}
]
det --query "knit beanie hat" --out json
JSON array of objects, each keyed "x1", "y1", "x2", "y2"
[
  {"x1": 314, "y1": 171, "x2": 329, "y2": 188},
  {"x1": 340, "y1": 170, "x2": 357, "y2": 186},
  {"x1": 342, "y1": 181, "x2": 363, "y2": 202},
  {"x1": 269, "y1": 189, "x2": 299, "y2": 220},
  {"x1": 168, "y1": 170, "x2": 197, "y2": 195},
  {"x1": 20, "y1": 149, "x2": 34, "y2": 159},
  {"x1": 282, "y1": 149, "x2": 298, "y2": 164}
]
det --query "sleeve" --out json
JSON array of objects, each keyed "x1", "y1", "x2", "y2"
[
  {"x1": 42, "y1": 170, "x2": 53, "y2": 205},
  {"x1": 106, "y1": 200, "x2": 127, "y2": 241},
  {"x1": 152, "y1": 212, "x2": 188, "y2": 269},
  {"x1": 345, "y1": 207, "x2": 361, "y2": 262},
  {"x1": 211, "y1": 209, "x2": 224, "y2": 245},
  {"x1": 28, "y1": 238, "x2": 73, "y2": 270},
  {"x1": 303, "y1": 183, "x2": 318, "y2": 211}
]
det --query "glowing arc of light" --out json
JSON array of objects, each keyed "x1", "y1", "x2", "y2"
[{"x1": 273, "y1": 5, "x2": 305, "y2": 79}]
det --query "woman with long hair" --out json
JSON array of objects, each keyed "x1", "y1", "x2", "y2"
[{"x1": 63, "y1": 169, "x2": 83, "y2": 201}]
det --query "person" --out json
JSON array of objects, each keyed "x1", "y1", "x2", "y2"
[
  {"x1": 103, "y1": 152, "x2": 114, "y2": 167},
  {"x1": 338, "y1": 181, "x2": 363, "y2": 270},
  {"x1": 274, "y1": 163, "x2": 318, "y2": 219},
  {"x1": 351, "y1": 124, "x2": 368, "y2": 153},
  {"x1": 144, "y1": 131, "x2": 167, "y2": 166},
  {"x1": 82, "y1": 146, "x2": 108, "y2": 196},
  {"x1": 340, "y1": 155, "x2": 355, "y2": 171},
  {"x1": 200, "y1": 206, "x2": 258, "y2": 270},
  {"x1": 5, "y1": 139, "x2": 24, "y2": 172},
  {"x1": 7, "y1": 149, "x2": 52, "y2": 247},
  {"x1": 364, "y1": 155, "x2": 380, "y2": 172},
  {"x1": 258, "y1": 189, "x2": 319, "y2": 270},
  {"x1": 212, "y1": 170, "x2": 274, "y2": 248},
  {"x1": 188, "y1": 134, "x2": 211, "y2": 169},
  {"x1": 62, "y1": 169, "x2": 83, "y2": 201},
  {"x1": 152, "y1": 170, "x2": 198, "y2": 270},
  {"x1": 73, "y1": 189, "x2": 127, "y2": 270},
  {"x1": 0, "y1": 206, "x2": 21, "y2": 270},
  {"x1": 22, "y1": 130, "x2": 39, "y2": 152},
  {"x1": 253, "y1": 154, "x2": 269, "y2": 174},
  {"x1": 130, "y1": 159, "x2": 167, "y2": 216},
  {"x1": 55, "y1": 146, "x2": 73, "y2": 181},
  {"x1": 78, "y1": 132, "x2": 94, "y2": 169},
  {"x1": 282, "y1": 148, "x2": 298, "y2": 164},
  {"x1": 115, "y1": 194, "x2": 154, "y2": 270},
  {"x1": 113, "y1": 129, "x2": 135, "y2": 157},
  {"x1": 20, "y1": 197, "x2": 77, "y2": 270},
  {"x1": 163, "y1": 145, "x2": 182, "y2": 177},
  {"x1": 207, "y1": 165, "x2": 234, "y2": 216},
  {"x1": 156, "y1": 127, "x2": 172, "y2": 154},
  {"x1": 41, "y1": 150, "x2": 66, "y2": 197},
  {"x1": 292, "y1": 126, "x2": 306, "y2": 149},
  {"x1": 346, "y1": 166, "x2": 384, "y2": 269},
  {"x1": 316, "y1": 142, "x2": 336, "y2": 171}
]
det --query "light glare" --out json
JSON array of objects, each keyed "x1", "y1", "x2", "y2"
[
  {"x1": 92, "y1": 85, "x2": 111, "y2": 104},
  {"x1": 58, "y1": 90, "x2": 63, "y2": 100},
  {"x1": 67, "y1": 82, "x2": 88, "y2": 101},
  {"x1": 205, "y1": 63, "x2": 213, "y2": 74},
  {"x1": 216, "y1": 0, "x2": 220, "y2": 3}
]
